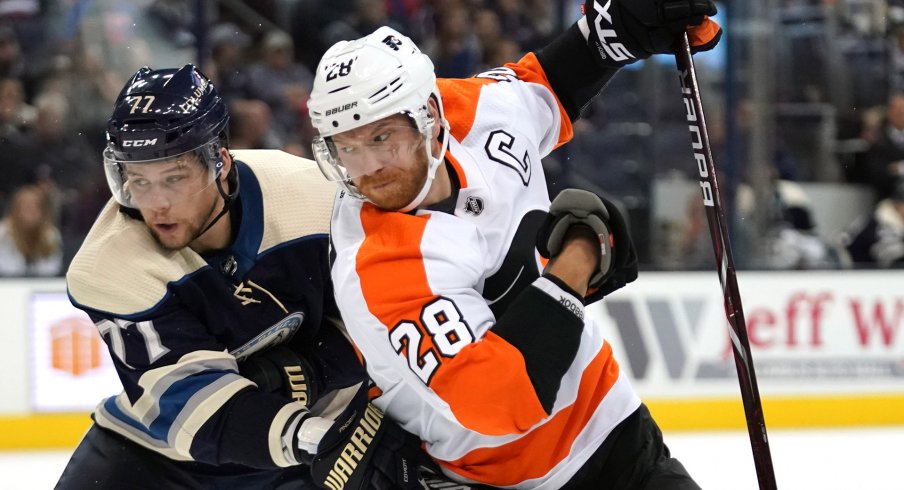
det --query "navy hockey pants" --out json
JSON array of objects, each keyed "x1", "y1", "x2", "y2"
[{"x1": 55, "y1": 423, "x2": 316, "y2": 489}]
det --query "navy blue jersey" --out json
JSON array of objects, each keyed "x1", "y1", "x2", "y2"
[{"x1": 67, "y1": 150, "x2": 360, "y2": 469}]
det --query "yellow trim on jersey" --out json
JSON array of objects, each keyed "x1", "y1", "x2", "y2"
[{"x1": 3, "y1": 395, "x2": 903, "y2": 450}]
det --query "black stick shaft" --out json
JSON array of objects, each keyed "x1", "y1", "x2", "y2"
[{"x1": 674, "y1": 34, "x2": 778, "y2": 490}]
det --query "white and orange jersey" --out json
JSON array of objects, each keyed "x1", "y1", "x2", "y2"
[{"x1": 329, "y1": 54, "x2": 641, "y2": 489}]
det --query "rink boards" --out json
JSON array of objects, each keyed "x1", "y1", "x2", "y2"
[{"x1": 1, "y1": 272, "x2": 902, "y2": 449}]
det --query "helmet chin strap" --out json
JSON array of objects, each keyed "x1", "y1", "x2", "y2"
[
  {"x1": 196, "y1": 164, "x2": 240, "y2": 239},
  {"x1": 397, "y1": 118, "x2": 450, "y2": 213}
]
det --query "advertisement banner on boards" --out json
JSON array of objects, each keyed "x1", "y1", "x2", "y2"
[
  {"x1": 25, "y1": 271, "x2": 904, "y2": 411},
  {"x1": 30, "y1": 292, "x2": 120, "y2": 412},
  {"x1": 594, "y1": 271, "x2": 904, "y2": 398}
]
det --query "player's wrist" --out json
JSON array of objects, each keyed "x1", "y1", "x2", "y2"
[
  {"x1": 535, "y1": 275, "x2": 586, "y2": 322},
  {"x1": 545, "y1": 261, "x2": 592, "y2": 297}
]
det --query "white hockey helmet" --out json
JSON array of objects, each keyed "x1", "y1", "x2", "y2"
[{"x1": 308, "y1": 26, "x2": 448, "y2": 210}]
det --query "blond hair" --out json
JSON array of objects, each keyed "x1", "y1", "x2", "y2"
[{"x1": 4, "y1": 185, "x2": 59, "y2": 260}]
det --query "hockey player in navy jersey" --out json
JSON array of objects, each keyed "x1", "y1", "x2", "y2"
[
  {"x1": 308, "y1": 0, "x2": 721, "y2": 488},
  {"x1": 56, "y1": 65, "x2": 432, "y2": 489}
]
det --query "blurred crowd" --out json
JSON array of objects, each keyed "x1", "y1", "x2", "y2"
[{"x1": 0, "y1": 0, "x2": 903, "y2": 278}]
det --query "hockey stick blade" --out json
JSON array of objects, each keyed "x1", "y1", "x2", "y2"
[{"x1": 673, "y1": 33, "x2": 778, "y2": 490}]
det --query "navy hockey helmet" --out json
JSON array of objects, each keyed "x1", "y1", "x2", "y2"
[{"x1": 103, "y1": 64, "x2": 231, "y2": 209}]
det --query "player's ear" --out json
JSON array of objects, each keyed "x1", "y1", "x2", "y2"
[{"x1": 218, "y1": 148, "x2": 232, "y2": 182}]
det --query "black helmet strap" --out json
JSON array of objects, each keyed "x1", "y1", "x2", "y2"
[{"x1": 196, "y1": 161, "x2": 240, "y2": 240}]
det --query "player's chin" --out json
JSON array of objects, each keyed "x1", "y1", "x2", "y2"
[
  {"x1": 151, "y1": 227, "x2": 192, "y2": 251},
  {"x1": 368, "y1": 190, "x2": 415, "y2": 211},
  {"x1": 360, "y1": 172, "x2": 426, "y2": 210}
]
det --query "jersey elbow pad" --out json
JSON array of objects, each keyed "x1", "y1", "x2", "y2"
[{"x1": 492, "y1": 275, "x2": 585, "y2": 414}]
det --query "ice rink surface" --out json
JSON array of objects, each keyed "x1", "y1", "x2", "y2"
[{"x1": 3, "y1": 426, "x2": 902, "y2": 489}]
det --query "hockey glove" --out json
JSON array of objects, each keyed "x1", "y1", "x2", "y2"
[
  {"x1": 310, "y1": 383, "x2": 427, "y2": 489},
  {"x1": 538, "y1": 189, "x2": 638, "y2": 303},
  {"x1": 583, "y1": 0, "x2": 722, "y2": 67},
  {"x1": 239, "y1": 345, "x2": 320, "y2": 409}
]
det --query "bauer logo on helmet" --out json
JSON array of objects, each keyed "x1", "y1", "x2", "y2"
[{"x1": 325, "y1": 102, "x2": 358, "y2": 117}]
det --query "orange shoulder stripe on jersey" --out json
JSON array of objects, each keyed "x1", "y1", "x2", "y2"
[
  {"x1": 429, "y1": 331, "x2": 550, "y2": 436},
  {"x1": 438, "y1": 77, "x2": 494, "y2": 142},
  {"x1": 503, "y1": 53, "x2": 574, "y2": 149},
  {"x1": 437, "y1": 342, "x2": 621, "y2": 486},
  {"x1": 438, "y1": 53, "x2": 574, "y2": 149}
]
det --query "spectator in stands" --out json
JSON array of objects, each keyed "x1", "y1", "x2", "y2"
[
  {"x1": 289, "y1": 0, "x2": 356, "y2": 71},
  {"x1": 36, "y1": 44, "x2": 119, "y2": 151},
  {"x1": 763, "y1": 179, "x2": 834, "y2": 270},
  {"x1": 207, "y1": 22, "x2": 251, "y2": 102},
  {"x1": 0, "y1": 77, "x2": 35, "y2": 213},
  {"x1": 0, "y1": 23, "x2": 24, "y2": 80},
  {"x1": 146, "y1": 0, "x2": 196, "y2": 47},
  {"x1": 0, "y1": 77, "x2": 34, "y2": 139},
  {"x1": 352, "y1": 0, "x2": 396, "y2": 39},
  {"x1": 843, "y1": 179, "x2": 904, "y2": 268},
  {"x1": 228, "y1": 99, "x2": 280, "y2": 150},
  {"x1": 9, "y1": 91, "x2": 96, "y2": 199},
  {"x1": 244, "y1": 30, "x2": 314, "y2": 147},
  {"x1": 474, "y1": 8, "x2": 502, "y2": 55},
  {"x1": 423, "y1": 1, "x2": 480, "y2": 77},
  {"x1": 492, "y1": 0, "x2": 554, "y2": 51},
  {"x1": 8, "y1": 90, "x2": 102, "y2": 265},
  {"x1": 0, "y1": 184, "x2": 62, "y2": 276},
  {"x1": 473, "y1": 8, "x2": 525, "y2": 72},
  {"x1": 308, "y1": 0, "x2": 411, "y2": 63},
  {"x1": 483, "y1": 38, "x2": 522, "y2": 71},
  {"x1": 861, "y1": 93, "x2": 904, "y2": 201}
]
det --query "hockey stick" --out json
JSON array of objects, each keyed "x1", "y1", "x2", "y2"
[{"x1": 673, "y1": 34, "x2": 778, "y2": 490}]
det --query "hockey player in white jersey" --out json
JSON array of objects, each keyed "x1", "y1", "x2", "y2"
[
  {"x1": 308, "y1": 0, "x2": 721, "y2": 488},
  {"x1": 56, "y1": 65, "x2": 438, "y2": 489}
]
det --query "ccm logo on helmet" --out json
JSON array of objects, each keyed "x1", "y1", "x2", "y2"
[
  {"x1": 325, "y1": 102, "x2": 358, "y2": 117},
  {"x1": 122, "y1": 138, "x2": 159, "y2": 147}
]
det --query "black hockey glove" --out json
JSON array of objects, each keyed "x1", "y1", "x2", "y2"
[
  {"x1": 538, "y1": 189, "x2": 638, "y2": 304},
  {"x1": 310, "y1": 384, "x2": 428, "y2": 490},
  {"x1": 239, "y1": 345, "x2": 320, "y2": 408},
  {"x1": 583, "y1": 0, "x2": 722, "y2": 67}
]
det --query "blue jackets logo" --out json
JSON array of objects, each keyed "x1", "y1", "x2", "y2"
[{"x1": 231, "y1": 313, "x2": 305, "y2": 361}]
